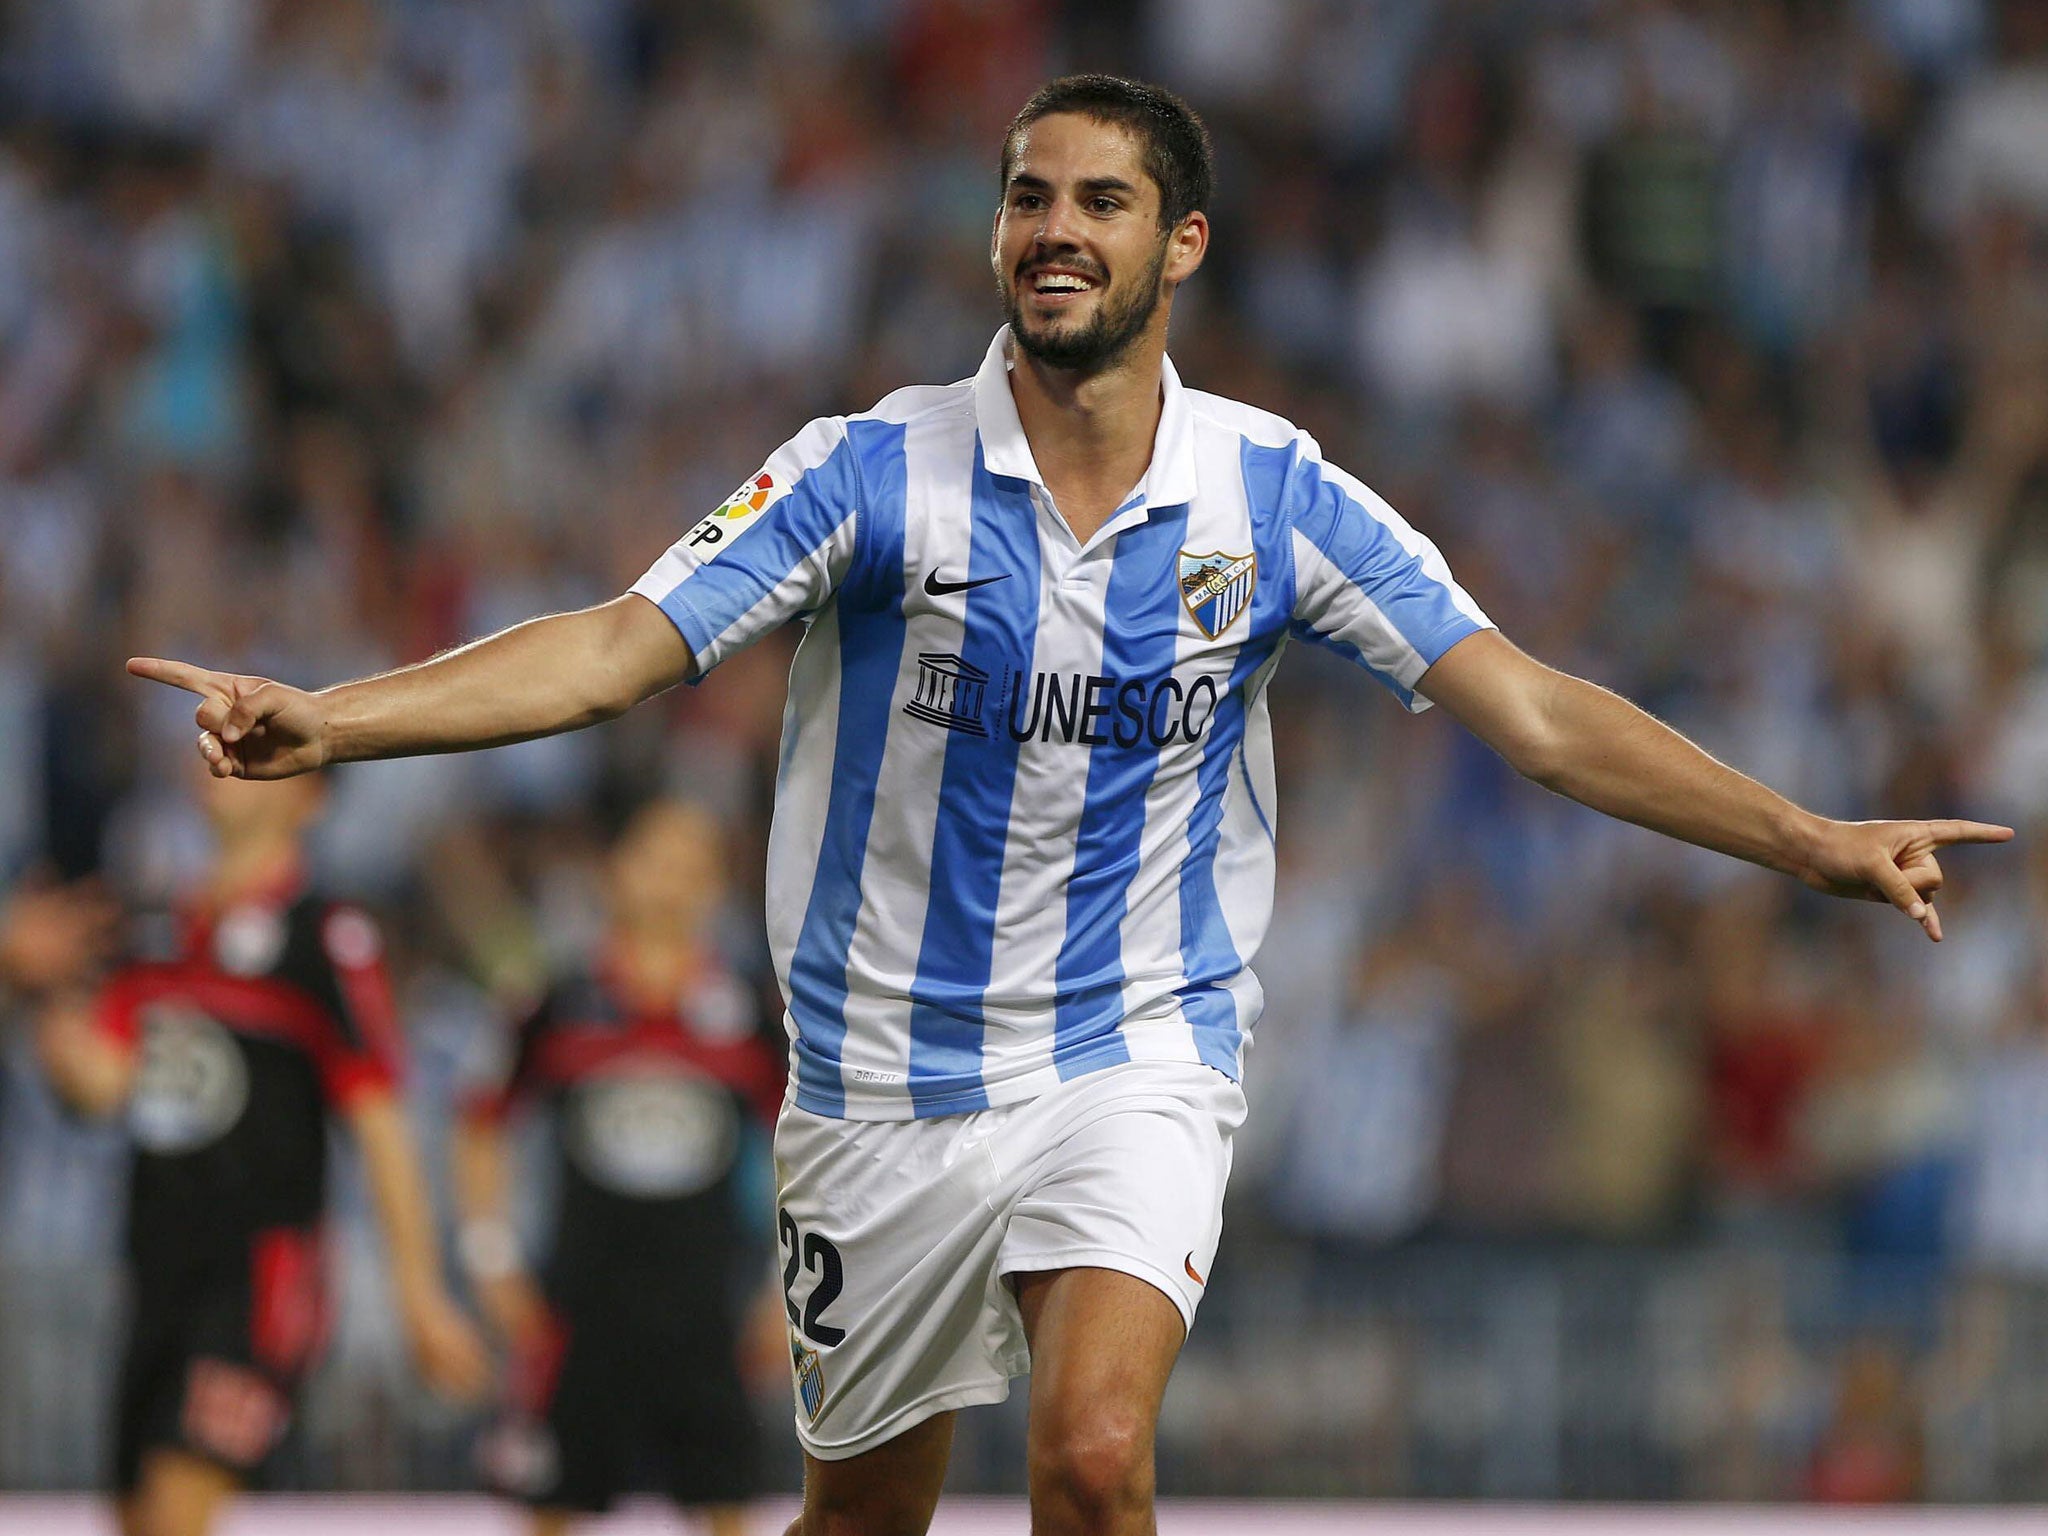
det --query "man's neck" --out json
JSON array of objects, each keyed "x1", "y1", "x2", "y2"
[
  {"x1": 609, "y1": 925, "x2": 705, "y2": 1014},
  {"x1": 206, "y1": 836, "x2": 302, "y2": 908},
  {"x1": 1008, "y1": 330, "x2": 1167, "y2": 541}
]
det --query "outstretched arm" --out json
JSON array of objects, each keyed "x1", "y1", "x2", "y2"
[
  {"x1": 1417, "y1": 630, "x2": 2014, "y2": 941},
  {"x1": 129, "y1": 594, "x2": 692, "y2": 780}
]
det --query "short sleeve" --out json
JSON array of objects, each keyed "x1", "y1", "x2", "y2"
[
  {"x1": 455, "y1": 999, "x2": 549, "y2": 1126},
  {"x1": 92, "y1": 969, "x2": 149, "y2": 1050},
  {"x1": 310, "y1": 905, "x2": 404, "y2": 1107},
  {"x1": 1285, "y1": 437, "x2": 1493, "y2": 712},
  {"x1": 629, "y1": 416, "x2": 862, "y2": 677}
]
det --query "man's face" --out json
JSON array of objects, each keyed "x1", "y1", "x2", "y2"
[
  {"x1": 608, "y1": 800, "x2": 725, "y2": 941},
  {"x1": 993, "y1": 114, "x2": 1190, "y2": 371},
  {"x1": 195, "y1": 765, "x2": 323, "y2": 847}
]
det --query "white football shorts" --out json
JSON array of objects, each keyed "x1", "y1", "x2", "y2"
[{"x1": 773, "y1": 1058, "x2": 1246, "y2": 1461}]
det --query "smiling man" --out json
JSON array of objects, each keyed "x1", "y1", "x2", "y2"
[{"x1": 128, "y1": 75, "x2": 2010, "y2": 1536}]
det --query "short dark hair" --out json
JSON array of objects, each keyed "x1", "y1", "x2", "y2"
[{"x1": 1000, "y1": 74, "x2": 1214, "y2": 228}]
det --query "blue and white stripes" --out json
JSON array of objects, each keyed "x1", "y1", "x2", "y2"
[{"x1": 630, "y1": 328, "x2": 1491, "y2": 1120}]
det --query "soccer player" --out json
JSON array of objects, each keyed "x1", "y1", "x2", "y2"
[
  {"x1": 34, "y1": 767, "x2": 489, "y2": 1536},
  {"x1": 126, "y1": 75, "x2": 2011, "y2": 1536},
  {"x1": 454, "y1": 798, "x2": 782, "y2": 1536}
]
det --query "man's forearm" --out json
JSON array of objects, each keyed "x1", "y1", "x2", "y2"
[
  {"x1": 350, "y1": 1092, "x2": 451, "y2": 1305},
  {"x1": 1527, "y1": 671, "x2": 1823, "y2": 881},
  {"x1": 450, "y1": 1119, "x2": 514, "y2": 1229},
  {"x1": 321, "y1": 599, "x2": 687, "y2": 764},
  {"x1": 1421, "y1": 630, "x2": 2009, "y2": 939}
]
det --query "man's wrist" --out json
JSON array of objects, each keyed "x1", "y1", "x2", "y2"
[
  {"x1": 1772, "y1": 804, "x2": 1829, "y2": 883},
  {"x1": 312, "y1": 683, "x2": 358, "y2": 766}
]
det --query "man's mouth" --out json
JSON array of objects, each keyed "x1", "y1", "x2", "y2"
[{"x1": 1024, "y1": 268, "x2": 1100, "y2": 304}]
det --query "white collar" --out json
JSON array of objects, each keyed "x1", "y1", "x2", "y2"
[{"x1": 969, "y1": 326, "x2": 1200, "y2": 510}]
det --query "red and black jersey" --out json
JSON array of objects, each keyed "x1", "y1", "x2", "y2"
[
  {"x1": 461, "y1": 960, "x2": 783, "y2": 1313},
  {"x1": 94, "y1": 887, "x2": 403, "y2": 1273}
]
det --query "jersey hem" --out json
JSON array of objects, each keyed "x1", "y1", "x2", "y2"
[{"x1": 793, "y1": 1028, "x2": 1239, "y2": 1120}]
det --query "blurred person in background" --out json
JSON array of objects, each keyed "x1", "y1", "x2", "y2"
[
  {"x1": 1804, "y1": 1334, "x2": 1925, "y2": 1504},
  {"x1": 33, "y1": 765, "x2": 488, "y2": 1536},
  {"x1": 453, "y1": 797, "x2": 782, "y2": 1536},
  {"x1": 0, "y1": 876, "x2": 119, "y2": 1013},
  {"x1": 123, "y1": 66, "x2": 2017, "y2": 1534}
]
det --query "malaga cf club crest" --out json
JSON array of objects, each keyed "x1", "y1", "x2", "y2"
[
  {"x1": 1178, "y1": 550, "x2": 1257, "y2": 638},
  {"x1": 792, "y1": 1331, "x2": 826, "y2": 1422}
]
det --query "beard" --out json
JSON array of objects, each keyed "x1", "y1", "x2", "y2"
[{"x1": 1004, "y1": 240, "x2": 1169, "y2": 371}]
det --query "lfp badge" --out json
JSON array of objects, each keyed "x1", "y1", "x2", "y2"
[
  {"x1": 1178, "y1": 550, "x2": 1257, "y2": 639},
  {"x1": 685, "y1": 469, "x2": 788, "y2": 552}
]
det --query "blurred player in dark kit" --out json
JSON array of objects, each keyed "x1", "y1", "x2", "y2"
[
  {"x1": 35, "y1": 766, "x2": 489, "y2": 1536},
  {"x1": 454, "y1": 798, "x2": 783, "y2": 1536}
]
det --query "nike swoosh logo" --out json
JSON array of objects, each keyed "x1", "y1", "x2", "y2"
[
  {"x1": 924, "y1": 570, "x2": 1011, "y2": 597},
  {"x1": 1184, "y1": 1252, "x2": 1206, "y2": 1286}
]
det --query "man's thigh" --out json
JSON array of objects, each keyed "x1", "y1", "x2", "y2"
[
  {"x1": 788, "y1": 1409, "x2": 955, "y2": 1536},
  {"x1": 1015, "y1": 1268, "x2": 1186, "y2": 1536},
  {"x1": 1015, "y1": 1265, "x2": 1186, "y2": 1429}
]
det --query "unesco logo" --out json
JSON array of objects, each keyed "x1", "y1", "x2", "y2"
[
  {"x1": 902, "y1": 654, "x2": 1220, "y2": 747},
  {"x1": 904, "y1": 653, "x2": 990, "y2": 738}
]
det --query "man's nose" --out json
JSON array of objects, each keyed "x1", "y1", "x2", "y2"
[{"x1": 1032, "y1": 196, "x2": 1082, "y2": 248}]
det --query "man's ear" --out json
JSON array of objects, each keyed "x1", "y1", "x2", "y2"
[
  {"x1": 1165, "y1": 210, "x2": 1209, "y2": 286},
  {"x1": 991, "y1": 207, "x2": 1005, "y2": 279}
]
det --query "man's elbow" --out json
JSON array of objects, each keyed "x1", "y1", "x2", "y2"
[
  {"x1": 1507, "y1": 730, "x2": 1572, "y2": 793},
  {"x1": 1506, "y1": 672, "x2": 1627, "y2": 794},
  {"x1": 582, "y1": 596, "x2": 693, "y2": 719},
  {"x1": 1473, "y1": 680, "x2": 1572, "y2": 789}
]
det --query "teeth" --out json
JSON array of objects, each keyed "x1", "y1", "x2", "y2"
[{"x1": 1035, "y1": 275, "x2": 1092, "y2": 292}]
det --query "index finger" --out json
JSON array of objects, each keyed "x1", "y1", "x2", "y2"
[
  {"x1": 1924, "y1": 820, "x2": 2017, "y2": 846},
  {"x1": 127, "y1": 656, "x2": 231, "y2": 699}
]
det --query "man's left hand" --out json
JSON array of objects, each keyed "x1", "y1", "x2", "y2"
[
  {"x1": 1797, "y1": 818, "x2": 2016, "y2": 941},
  {"x1": 401, "y1": 1285, "x2": 494, "y2": 1403}
]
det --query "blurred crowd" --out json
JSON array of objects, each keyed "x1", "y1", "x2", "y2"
[{"x1": 2, "y1": 0, "x2": 2047, "y2": 1505}]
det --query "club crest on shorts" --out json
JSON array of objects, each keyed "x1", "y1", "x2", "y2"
[
  {"x1": 791, "y1": 1329, "x2": 826, "y2": 1422},
  {"x1": 1178, "y1": 550, "x2": 1256, "y2": 638}
]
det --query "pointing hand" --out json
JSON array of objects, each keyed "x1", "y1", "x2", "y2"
[
  {"x1": 1799, "y1": 818, "x2": 2017, "y2": 941},
  {"x1": 127, "y1": 657, "x2": 331, "y2": 780}
]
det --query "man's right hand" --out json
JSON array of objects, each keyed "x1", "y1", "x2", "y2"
[
  {"x1": 400, "y1": 1282, "x2": 495, "y2": 1403},
  {"x1": 476, "y1": 1268, "x2": 552, "y2": 1354},
  {"x1": 127, "y1": 658, "x2": 331, "y2": 780}
]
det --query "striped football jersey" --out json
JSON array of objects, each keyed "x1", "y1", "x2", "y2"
[{"x1": 631, "y1": 328, "x2": 1492, "y2": 1119}]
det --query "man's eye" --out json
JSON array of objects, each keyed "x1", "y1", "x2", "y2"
[{"x1": 1089, "y1": 198, "x2": 1119, "y2": 213}]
